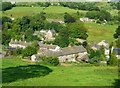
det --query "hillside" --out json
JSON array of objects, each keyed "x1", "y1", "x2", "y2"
[{"x1": 2, "y1": 58, "x2": 118, "y2": 86}]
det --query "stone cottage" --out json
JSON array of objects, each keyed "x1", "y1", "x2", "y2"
[
  {"x1": 80, "y1": 18, "x2": 93, "y2": 22},
  {"x1": 31, "y1": 45, "x2": 89, "y2": 62},
  {"x1": 34, "y1": 29, "x2": 56, "y2": 41},
  {"x1": 39, "y1": 43, "x2": 60, "y2": 52},
  {"x1": 91, "y1": 40, "x2": 109, "y2": 55},
  {"x1": 112, "y1": 48, "x2": 120, "y2": 59},
  {"x1": 9, "y1": 39, "x2": 32, "y2": 49}
]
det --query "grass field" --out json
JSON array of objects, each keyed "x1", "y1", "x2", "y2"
[
  {"x1": 2, "y1": 6, "x2": 87, "y2": 19},
  {"x1": 85, "y1": 22, "x2": 118, "y2": 43},
  {"x1": 2, "y1": 58, "x2": 119, "y2": 86}
]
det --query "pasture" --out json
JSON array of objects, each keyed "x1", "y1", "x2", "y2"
[
  {"x1": 2, "y1": 6, "x2": 87, "y2": 19},
  {"x1": 85, "y1": 23, "x2": 118, "y2": 43},
  {"x1": 2, "y1": 58, "x2": 119, "y2": 86}
]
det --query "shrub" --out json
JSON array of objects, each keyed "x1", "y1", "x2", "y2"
[
  {"x1": 88, "y1": 57, "x2": 100, "y2": 65},
  {"x1": 40, "y1": 56, "x2": 59, "y2": 66},
  {"x1": 107, "y1": 51, "x2": 118, "y2": 66}
]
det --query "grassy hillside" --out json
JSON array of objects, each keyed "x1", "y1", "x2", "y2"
[
  {"x1": 2, "y1": 6, "x2": 87, "y2": 19},
  {"x1": 2, "y1": 58, "x2": 118, "y2": 86},
  {"x1": 85, "y1": 23, "x2": 118, "y2": 43}
]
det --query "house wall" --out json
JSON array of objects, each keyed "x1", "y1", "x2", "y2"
[{"x1": 9, "y1": 44, "x2": 26, "y2": 49}]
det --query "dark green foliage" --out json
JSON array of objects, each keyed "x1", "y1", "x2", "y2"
[
  {"x1": 114, "y1": 26, "x2": 120, "y2": 39},
  {"x1": 2, "y1": 16, "x2": 12, "y2": 24},
  {"x1": 1, "y1": 2, "x2": 13, "y2": 11},
  {"x1": 100, "y1": 54, "x2": 105, "y2": 61},
  {"x1": 54, "y1": 27, "x2": 69, "y2": 48},
  {"x1": 22, "y1": 45, "x2": 38, "y2": 57},
  {"x1": 86, "y1": 10, "x2": 112, "y2": 21},
  {"x1": 22, "y1": 41, "x2": 39, "y2": 57},
  {"x1": 64, "y1": 13, "x2": 76, "y2": 23},
  {"x1": 67, "y1": 22, "x2": 88, "y2": 40},
  {"x1": 2, "y1": 32, "x2": 11, "y2": 45},
  {"x1": 2, "y1": 22, "x2": 11, "y2": 45},
  {"x1": 40, "y1": 56, "x2": 59, "y2": 66},
  {"x1": 100, "y1": 45, "x2": 105, "y2": 56},
  {"x1": 10, "y1": 48, "x2": 23, "y2": 56},
  {"x1": 25, "y1": 29, "x2": 34, "y2": 41},
  {"x1": 116, "y1": 36, "x2": 120, "y2": 48},
  {"x1": 86, "y1": 45, "x2": 103, "y2": 59},
  {"x1": 107, "y1": 51, "x2": 118, "y2": 66},
  {"x1": 44, "y1": 22, "x2": 62, "y2": 33},
  {"x1": 88, "y1": 57, "x2": 100, "y2": 64},
  {"x1": 60, "y1": 2, "x2": 99, "y2": 11}
]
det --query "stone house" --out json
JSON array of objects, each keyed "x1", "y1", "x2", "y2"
[
  {"x1": 34, "y1": 29, "x2": 56, "y2": 41},
  {"x1": 46, "y1": 19, "x2": 65, "y2": 24},
  {"x1": 91, "y1": 40, "x2": 109, "y2": 55},
  {"x1": 39, "y1": 44, "x2": 60, "y2": 52},
  {"x1": 31, "y1": 45, "x2": 89, "y2": 62},
  {"x1": 80, "y1": 18, "x2": 93, "y2": 22},
  {"x1": 9, "y1": 40, "x2": 32, "y2": 49},
  {"x1": 112, "y1": 48, "x2": 120, "y2": 59}
]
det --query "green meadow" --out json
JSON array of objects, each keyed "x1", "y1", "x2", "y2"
[
  {"x1": 85, "y1": 23, "x2": 118, "y2": 43},
  {"x1": 2, "y1": 6, "x2": 87, "y2": 19},
  {"x1": 2, "y1": 58, "x2": 119, "y2": 86}
]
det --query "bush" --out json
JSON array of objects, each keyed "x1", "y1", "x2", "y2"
[
  {"x1": 88, "y1": 57, "x2": 100, "y2": 65},
  {"x1": 40, "y1": 56, "x2": 59, "y2": 66},
  {"x1": 107, "y1": 51, "x2": 118, "y2": 66},
  {"x1": 10, "y1": 48, "x2": 23, "y2": 56}
]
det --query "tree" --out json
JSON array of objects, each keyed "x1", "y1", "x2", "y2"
[
  {"x1": 116, "y1": 36, "x2": 120, "y2": 48},
  {"x1": 114, "y1": 26, "x2": 120, "y2": 39},
  {"x1": 54, "y1": 27, "x2": 69, "y2": 48},
  {"x1": 100, "y1": 45, "x2": 105, "y2": 56},
  {"x1": 2, "y1": 16, "x2": 12, "y2": 24},
  {"x1": 2, "y1": 2, "x2": 13, "y2": 11},
  {"x1": 44, "y1": 22, "x2": 62, "y2": 33},
  {"x1": 64, "y1": 13, "x2": 76, "y2": 23},
  {"x1": 107, "y1": 51, "x2": 118, "y2": 66},
  {"x1": 67, "y1": 22, "x2": 88, "y2": 40},
  {"x1": 40, "y1": 56, "x2": 59, "y2": 66},
  {"x1": 22, "y1": 45, "x2": 38, "y2": 57},
  {"x1": 100, "y1": 54, "x2": 105, "y2": 61}
]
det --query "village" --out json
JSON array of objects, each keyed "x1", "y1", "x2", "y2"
[
  {"x1": 2, "y1": 27, "x2": 120, "y2": 63},
  {"x1": 1, "y1": 1, "x2": 120, "y2": 86}
]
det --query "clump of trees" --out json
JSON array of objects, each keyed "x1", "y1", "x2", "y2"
[
  {"x1": 22, "y1": 41, "x2": 39, "y2": 57},
  {"x1": 86, "y1": 10, "x2": 112, "y2": 21},
  {"x1": 54, "y1": 27, "x2": 69, "y2": 48},
  {"x1": 64, "y1": 13, "x2": 76, "y2": 23},
  {"x1": 107, "y1": 51, "x2": 118, "y2": 66},
  {"x1": 15, "y1": 2, "x2": 51, "y2": 7},
  {"x1": 1, "y1": 2, "x2": 13, "y2": 11},
  {"x1": 40, "y1": 56, "x2": 59, "y2": 66},
  {"x1": 59, "y1": 2, "x2": 100, "y2": 11},
  {"x1": 86, "y1": 45, "x2": 106, "y2": 65},
  {"x1": 54, "y1": 13, "x2": 88, "y2": 48}
]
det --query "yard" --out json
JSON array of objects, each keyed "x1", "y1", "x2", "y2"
[{"x1": 2, "y1": 58, "x2": 119, "y2": 86}]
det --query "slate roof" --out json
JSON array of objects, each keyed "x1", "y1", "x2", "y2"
[
  {"x1": 39, "y1": 44, "x2": 58, "y2": 49},
  {"x1": 113, "y1": 48, "x2": 120, "y2": 55},
  {"x1": 9, "y1": 41, "x2": 32, "y2": 46},
  {"x1": 38, "y1": 45, "x2": 87, "y2": 57}
]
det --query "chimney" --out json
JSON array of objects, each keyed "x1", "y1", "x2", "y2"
[
  {"x1": 19, "y1": 40, "x2": 21, "y2": 42},
  {"x1": 15, "y1": 39, "x2": 17, "y2": 42},
  {"x1": 11, "y1": 39, "x2": 13, "y2": 41}
]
